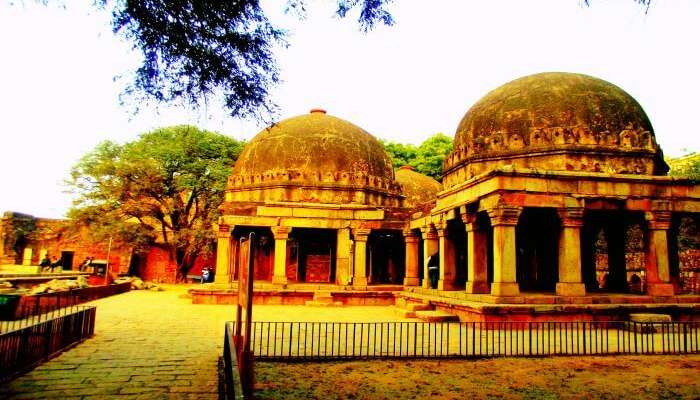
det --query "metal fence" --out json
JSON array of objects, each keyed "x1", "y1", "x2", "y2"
[
  {"x1": 241, "y1": 321, "x2": 700, "y2": 360},
  {"x1": 0, "y1": 306, "x2": 96, "y2": 382},
  {"x1": 1, "y1": 282, "x2": 130, "y2": 321}
]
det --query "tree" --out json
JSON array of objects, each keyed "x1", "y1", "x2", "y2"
[
  {"x1": 382, "y1": 133, "x2": 453, "y2": 180},
  {"x1": 105, "y1": 0, "x2": 394, "y2": 120},
  {"x1": 67, "y1": 125, "x2": 244, "y2": 281}
]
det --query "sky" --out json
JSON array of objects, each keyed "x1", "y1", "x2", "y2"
[{"x1": 1, "y1": 0, "x2": 699, "y2": 218}]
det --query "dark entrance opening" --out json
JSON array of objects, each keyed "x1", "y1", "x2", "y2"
[
  {"x1": 582, "y1": 211, "x2": 646, "y2": 293},
  {"x1": 61, "y1": 251, "x2": 74, "y2": 271},
  {"x1": 368, "y1": 230, "x2": 405, "y2": 284},
  {"x1": 291, "y1": 228, "x2": 336, "y2": 283},
  {"x1": 516, "y1": 208, "x2": 559, "y2": 292}
]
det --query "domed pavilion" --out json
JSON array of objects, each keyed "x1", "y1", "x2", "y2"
[
  {"x1": 210, "y1": 73, "x2": 700, "y2": 319},
  {"x1": 215, "y1": 109, "x2": 431, "y2": 290}
]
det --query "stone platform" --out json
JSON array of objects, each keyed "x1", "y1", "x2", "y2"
[
  {"x1": 399, "y1": 288, "x2": 700, "y2": 322},
  {"x1": 189, "y1": 283, "x2": 402, "y2": 306},
  {"x1": 190, "y1": 283, "x2": 700, "y2": 322}
]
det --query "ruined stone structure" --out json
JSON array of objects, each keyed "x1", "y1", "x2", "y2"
[
  {"x1": 211, "y1": 73, "x2": 700, "y2": 317},
  {"x1": 0, "y1": 212, "x2": 214, "y2": 283}
]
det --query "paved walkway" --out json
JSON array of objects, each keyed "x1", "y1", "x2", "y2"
[{"x1": 0, "y1": 285, "x2": 405, "y2": 399}]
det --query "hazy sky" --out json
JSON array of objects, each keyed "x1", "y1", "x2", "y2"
[{"x1": 1, "y1": 0, "x2": 699, "y2": 218}]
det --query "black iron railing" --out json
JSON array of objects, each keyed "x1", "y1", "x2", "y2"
[
  {"x1": 0, "y1": 306, "x2": 96, "y2": 382},
  {"x1": 240, "y1": 321, "x2": 700, "y2": 360}
]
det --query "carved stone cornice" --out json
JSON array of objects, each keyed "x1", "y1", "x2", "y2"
[
  {"x1": 487, "y1": 206, "x2": 522, "y2": 226},
  {"x1": 645, "y1": 211, "x2": 672, "y2": 230},
  {"x1": 557, "y1": 208, "x2": 584, "y2": 228}
]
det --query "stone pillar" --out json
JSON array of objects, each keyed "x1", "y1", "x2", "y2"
[
  {"x1": 403, "y1": 230, "x2": 420, "y2": 286},
  {"x1": 336, "y1": 228, "x2": 352, "y2": 285},
  {"x1": 644, "y1": 211, "x2": 675, "y2": 296},
  {"x1": 421, "y1": 226, "x2": 439, "y2": 288},
  {"x1": 464, "y1": 214, "x2": 489, "y2": 294},
  {"x1": 488, "y1": 206, "x2": 522, "y2": 296},
  {"x1": 271, "y1": 226, "x2": 291, "y2": 285},
  {"x1": 437, "y1": 222, "x2": 458, "y2": 290},
  {"x1": 556, "y1": 208, "x2": 587, "y2": 296},
  {"x1": 214, "y1": 225, "x2": 232, "y2": 284},
  {"x1": 353, "y1": 228, "x2": 371, "y2": 287}
]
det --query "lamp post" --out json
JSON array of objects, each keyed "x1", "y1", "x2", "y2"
[{"x1": 104, "y1": 236, "x2": 112, "y2": 285}]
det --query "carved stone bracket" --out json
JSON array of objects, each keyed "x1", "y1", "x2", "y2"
[
  {"x1": 557, "y1": 208, "x2": 584, "y2": 228},
  {"x1": 420, "y1": 224, "x2": 438, "y2": 240},
  {"x1": 402, "y1": 229, "x2": 419, "y2": 242},
  {"x1": 352, "y1": 228, "x2": 371, "y2": 242},
  {"x1": 271, "y1": 226, "x2": 291, "y2": 240},
  {"x1": 217, "y1": 224, "x2": 232, "y2": 238},
  {"x1": 487, "y1": 206, "x2": 522, "y2": 226},
  {"x1": 645, "y1": 211, "x2": 672, "y2": 231}
]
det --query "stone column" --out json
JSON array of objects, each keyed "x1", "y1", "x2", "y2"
[
  {"x1": 437, "y1": 222, "x2": 458, "y2": 290},
  {"x1": 488, "y1": 206, "x2": 522, "y2": 296},
  {"x1": 271, "y1": 226, "x2": 291, "y2": 285},
  {"x1": 353, "y1": 228, "x2": 371, "y2": 287},
  {"x1": 464, "y1": 214, "x2": 489, "y2": 294},
  {"x1": 336, "y1": 228, "x2": 352, "y2": 285},
  {"x1": 556, "y1": 208, "x2": 586, "y2": 296},
  {"x1": 214, "y1": 224, "x2": 232, "y2": 284},
  {"x1": 644, "y1": 211, "x2": 675, "y2": 296},
  {"x1": 403, "y1": 230, "x2": 420, "y2": 286},
  {"x1": 421, "y1": 226, "x2": 439, "y2": 288}
]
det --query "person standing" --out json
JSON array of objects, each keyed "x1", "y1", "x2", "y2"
[{"x1": 39, "y1": 255, "x2": 51, "y2": 272}]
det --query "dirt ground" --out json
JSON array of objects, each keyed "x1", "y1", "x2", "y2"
[{"x1": 255, "y1": 355, "x2": 700, "y2": 399}]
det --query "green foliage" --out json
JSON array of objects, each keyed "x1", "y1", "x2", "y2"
[
  {"x1": 382, "y1": 133, "x2": 453, "y2": 180},
  {"x1": 101, "y1": 0, "x2": 393, "y2": 120},
  {"x1": 67, "y1": 125, "x2": 244, "y2": 279},
  {"x1": 668, "y1": 152, "x2": 700, "y2": 183}
]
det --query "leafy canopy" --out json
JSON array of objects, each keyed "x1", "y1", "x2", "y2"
[
  {"x1": 382, "y1": 133, "x2": 453, "y2": 180},
  {"x1": 67, "y1": 125, "x2": 243, "y2": 278},
  {"x1": 106, "y1": 0, "x2": 394, "y2": 120}
]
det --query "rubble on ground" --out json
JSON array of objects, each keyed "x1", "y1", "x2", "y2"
[
  {"x1": 28, "y1": 277, "x2": 91, "y2": 295},
  {"x1": 114, "y1": 276, "x2": 163, "y2": 291}
]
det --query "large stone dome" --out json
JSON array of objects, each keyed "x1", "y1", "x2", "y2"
[
  {"x1": 443, "y1": 72, "x2": 668, "y2": 189},
  {"x1": 226, "y1": 109, "x2": 402, "y2": 206}
]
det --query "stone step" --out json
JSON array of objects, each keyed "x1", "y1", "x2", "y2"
[
  {"x1": 414, "y1": 310, "x2": 460, "y2": 322},
  {"x1": 405, "y1": 303, "x2": 434, "y2": 312},
  {"x1": 629, "y1": 313, "x2": 672, "y2": 323},
  {"x1": 394, "y1": 308, "x2": 416, "y2": 318},
  {"x1": 304, "y1": 300, "x2": 343, "y2": 307}
]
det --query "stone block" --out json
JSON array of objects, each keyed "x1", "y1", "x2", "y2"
[
  {"x1": 490, "y1": 282, "x2": 520, "y2": 296},
  {"x1": 555, "y1": 282, "x2": 586, "y2": 297},
  {"x1": 646, "y1": 283, "x2": 675, "y2": 296},
  {"x1": 465, "y1": 281, "x2": 490, "y2": 294}
]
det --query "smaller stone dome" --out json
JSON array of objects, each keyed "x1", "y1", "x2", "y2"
[
  {"x1": 225, "y1": 109, "x2": 402, "y2": 207},
  {"x1": 395, "y1": 166, "x2": 442, "y2": 209}
]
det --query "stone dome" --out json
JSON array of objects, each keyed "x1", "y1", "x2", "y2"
[
  {"x1": 443, "y1": 72, "x2": 668, "y2": 188},
  {"x1": 395, "y1": 166, "x2": 442, "y2": 209},
  {"x1": 226, "y1": 109, "x2": 402, "y2": 206}
]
